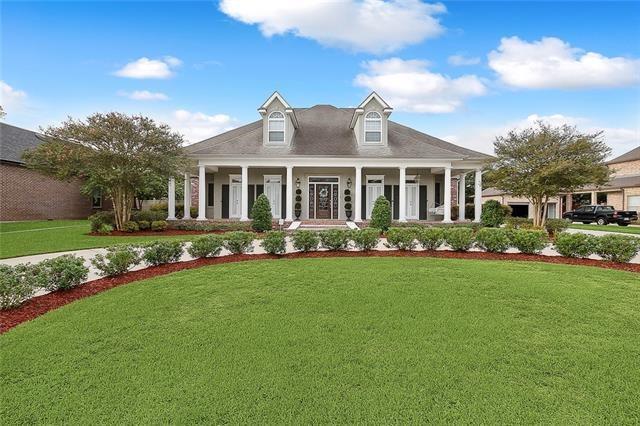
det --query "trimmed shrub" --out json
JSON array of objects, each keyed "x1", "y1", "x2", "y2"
[
  {"x1": 553, "y1": 232, "x2": 596, "y2": 258},
  {"x1": 0, "y1": 264, "x2": 36, "y2": 309},
  {"x1": 122, "y1": 221, "x2": 139, "y2": 233},
  {"x1": 416, "y1": 227, "x2": 444, "y2": 250},
  {"x1": 187, "y1": 235, "x2": 224, "y2": 258},
  {"x1": 475, "y1": 228, "x2": 510, "y2": 253},
  {"x1": 505, "y1": 217, "x2": 534, "y2": 229},
  {"x1": 444, "y1": 227, "x2": 475, "y2": 251},
  {"x1": 151, "y1": 220, "x2": 168, "y2": 231},
  {"x1": 224, "y1": 231, "x2": 255, "y2": 255},
  {"x1": 261, "y1": 231, "x2": 287, "y2": 255},
  {"x1": 351, "y1": 228, "x2": 380, "y2": 251},
  {"x1": 35, "y1": 255, "x2": 88, "y2": 291},
  {"x1": 545, "y1": 219, "x2": 569, "y2": 237},
  {"x1": 97, "y1": 224, "x2": 113, "y2": 234},
  {"x1": 481, "y1": 200, "x2": 511, "y2": 227},
  {"x1": 91, "y1": 245, "x2": 142, "y2": 276},
  {"x1": 292, "y1": 230, "x2": 320, "y2": 252},
  {"x1": 130, "y1": 210, "x2": 166, "y2": 223},
  {"x1": 319, "y1": 229, "x2": 350, "y2": 251},
  {"x1": 169, "y1": 220, "x2": 252, "y2": 232},
  {"x1": 385, "y1": 227, "x2": 418, "y2": 251},
  {"x1": 143, "y1": 240, "x2": 185, "y2": 266},
  {"x1": 251, "y1": 194, "x2": 273, "y2": 232},
  {"x1": 595, "y1": 235, "x2": 640, "y2": 263},
  {"x1": 137, "y1": 220, "x2": 151, "y2": 231},
  {"x1": 370, "y1": 196, "x2": 392, "y2": 231},
  {"x1": 89, "y1": 211, "x2": 115, "y2": 232},
  {"x1": 510, "y1": 229, "x2": 548, "y2": 254}
]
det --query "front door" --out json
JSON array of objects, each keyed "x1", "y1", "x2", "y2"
[
  {"x1": 315, "y1": 184, "x2": 332, "y2": 219},
  {"x1": 264, "y1": 175, "x2": 282, "y2": 218},
  {"x1": 229, "y1": 175, "x2": 242, "y2": 218},
  {"x1": 366, "y1": 176, "x2": 384, "y2": 219},
  {"x1": 406, "y1": 184, "x2": 419, "y2": 219}
]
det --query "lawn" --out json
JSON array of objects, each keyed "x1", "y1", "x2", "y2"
[
  {"x1": 569, "y1": 223, "x2": 640, "y2": 235},
  {"x1": 1, "y1": 257, "x2": 638, "y2": 424},
  {"x1": 0, "y1": 220, "x2": 193, "y2": 259}
]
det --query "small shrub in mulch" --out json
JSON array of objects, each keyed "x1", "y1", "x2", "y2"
[
  {"x1": 481, "y1": 200, "x2": 511, "y2": 228},
  {"x1": 595, "y1": 234, "x2": 640, "y2": 263},
  {"x1": 151, "y1": 220, "x2": 168, "y2": 232},
  {"x1": 351, "y1": 228, "x2": 380, "y2": 251},
  {"x1": 261, "y1": 231, "x2": 287, "y2": 255},
  {"x1": 224, "y1": 231, "x2": 255, "y2": 255},
  {"x1": 386, "y1": 227, "x2": 419, "y2": 251},
  {"x1": 509, "y1": 229, "x2": 548, "y2": 254},
  {"x1": 553, "y1": 232, "x2": 596, "y2": 258},
  {"x1": 416, "y1": 227, "x2": 444, "y2": 251},
  {"x1": 292, "y1": 230, "x2": 320, "y2": 252},
  {"x1": 122, "y1": 221, "x2": 139, "y2": 233},
  {"x1": 91, "y1": 245, "x2": 143, "y2": 277},
  {"x1": 443, "y1": 227, "x2": 475, "y2": 252},
  {"x1": 475, "y1": 228, "x2": 510, "y2": 253},
  {"x1": 370, "y1": 196, "x2": 392, "y2": 231},
  {"x1": 319, "y1": 229, "x2": 351, "y2": 251},
  {"x1": 187, "y1": 235, "x2": 225, "y2": 258},
  {"x1": 0, "y1": 264, "x2": 36, "y2": 309},
  {"x1": 34, "y1": 255, "x2": 89, "y2": 291},
  {"x1": 251, "y1": 194, "x2": 273, "y2": 232},
  {"x1": 143, "y1": 240, "x2": 185, "y2": 266}
]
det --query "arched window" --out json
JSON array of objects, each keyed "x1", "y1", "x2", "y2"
[
  {"x1": 364, "y1": 111, "x2": 382, "y2": 143},
  {"x1": 268, "y1": 111, "x2": 285, "y2": 143}
]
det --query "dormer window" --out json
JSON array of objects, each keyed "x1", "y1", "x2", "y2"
[
  {"x1": 364, "y1": 111, "x2": 382, "y2": 143},
  {"x1": 268, "y1": 111, "x2": 285, "y2": 143}
]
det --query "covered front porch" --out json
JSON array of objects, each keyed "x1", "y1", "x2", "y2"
[{"x1": 166, "y1": 159, "x2": 484, "y2": 224}]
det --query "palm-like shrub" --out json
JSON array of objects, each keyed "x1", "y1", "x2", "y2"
[
  {"x1": 251, "y1": 194, "x2": 273, "y2": 232},
  {"x1": 370, "y1": 196, "x2": 391, "y2": 231}
]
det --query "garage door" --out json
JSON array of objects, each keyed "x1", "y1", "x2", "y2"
[
  {"x1": 628, "y1": 195, "x2": 640, "y2": 213},
  {"x1": 509, "y1": 204, "x2": 529, "y2": 218}
]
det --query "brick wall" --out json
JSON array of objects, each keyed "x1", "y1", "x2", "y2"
[
  {"x1": 0, "y1": 162, "x2": 97, "y2": 220},
  {"x1": 611, "y1": 160, "x2": 640, "y2": 177}
]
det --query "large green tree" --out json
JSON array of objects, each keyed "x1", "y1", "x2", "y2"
[
  {"x1": 23, "y1": 113, "x2": 188, "y2": 230},
  {"x1": 485, "y1": 121, "x2": 611, "y2": 227}
]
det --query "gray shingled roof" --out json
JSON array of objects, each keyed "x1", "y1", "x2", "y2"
[
  {"x1": 0, "y1": 123, "x2": 45, "y2": 164},
  {"x1": 186, "y1": 105, "x2": 491, "y2": 160},
  {"x1": 607, "y1": 146, "x2": 640, "y2": 165}
]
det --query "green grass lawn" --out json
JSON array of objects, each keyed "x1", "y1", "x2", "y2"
[
  {"x1": 2, "y1": 257, "x2": 638, "y2": 424},
  {"x1": 0, "y1": 220, "x2": 193, "y2": 259},
  {"x1": 569, "y1": 223, "x2": 640, "y2": 235}
]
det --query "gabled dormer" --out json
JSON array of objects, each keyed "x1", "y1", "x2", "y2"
[
  {"x1": 258, "y1": 91, "x2": 298, "y2": 146},
  {"x1": 350, "y1": 92, "x2": 392, "y2": 147}
]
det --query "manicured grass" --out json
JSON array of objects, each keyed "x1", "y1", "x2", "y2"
[
  {"x1": 569, "y1": 223, "x2": 640, "y2": 235},
  {"x1": 0, "y1": 220, "x2": 192, "y2": 259},
  {"x1": 1, "y1": 258, "x2": 638, "y2": 423}
]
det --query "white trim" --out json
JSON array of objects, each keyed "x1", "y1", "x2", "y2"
[
  {"x1": 263, "y1": 174, "x2": 283, "y2": 219},
  {"x1": 259, "y1": 91, "x2": 291, "y2": 110},
  {"x1": 195, "y1": 157, "x2": 467, "y2": 169},
  {"x1": 357, "y1": 91, "x2": 391, "y2": 109},
  {"x1": 307, "y1": 175, "x2": 341, "y2": 220}
]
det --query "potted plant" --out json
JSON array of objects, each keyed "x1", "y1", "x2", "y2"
[
  {"x1": 344, "y1": 189, "x2": 352, "y2": 220},
  {"x1": 294, "y1": 189, "x2": 302, "y2": 220}
]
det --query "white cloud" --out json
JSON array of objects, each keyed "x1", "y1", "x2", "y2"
[
  {"x1": 169, "y1": 110, "x2": 238, "y2": 144},
  {"x1": 0, "y1": 81, "x2": 27, "y2": 110},
  {"x1": 117, "y1": 90, "x2": 169, "y2": 101},
  {"x1": 488, "y1": 37, "x2": 640, "y2": 89},
  {"x1": 353, "y1": 58, "x2": 487, "y2": 113},
  {"x1": 448, "y1": 54, "x2": 480, "y2": 66},
  {"x1": 219, "y1": 0, "x2": 446, "y2": 54},
  {"x1": 114, "y1": 56, "x2": 182, "y2": 79}
]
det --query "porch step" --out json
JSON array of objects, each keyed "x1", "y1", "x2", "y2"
[{"x1": 296, "y1": 221, "x2": 350, "y2": 231}]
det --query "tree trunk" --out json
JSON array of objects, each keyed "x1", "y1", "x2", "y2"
[
  {"x1": 111, "y1": 186, "x2": 135, "y2": 231},
  {"x1": 532, "y1": 195, "x2": 544, "y2": 227},
  {"x1": 540, "y1": 195, "x2": 550, "y2": 228}
]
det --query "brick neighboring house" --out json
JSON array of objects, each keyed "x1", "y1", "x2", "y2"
[{"x1": 0, "y1": 122, "x2": 103, "y2": 221}]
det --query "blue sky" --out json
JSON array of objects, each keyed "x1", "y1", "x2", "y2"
[{"x1": 2, "y1": 0, "x2": 639, "y2": 156}]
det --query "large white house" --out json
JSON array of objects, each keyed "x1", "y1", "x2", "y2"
[{"x1": 167, "y1": 92, "x2": 491, "y2": 223}]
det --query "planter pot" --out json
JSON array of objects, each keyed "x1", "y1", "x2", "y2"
[
  {"x1": 294, "y1": 210, "x2": 302, "y2": 220},
  {"x1": 345, "y1": 210, "x2": 352, "y2": 220}
]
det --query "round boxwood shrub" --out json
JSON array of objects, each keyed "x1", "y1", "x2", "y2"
[
  {"x1": 137, "y1": 220, "x2": 151, "y2": 231},
  {"x1": 187, "y1": 235, "x2": 224, "y2": 258},
  {"x1": 261, "y1": 231, "x2": 287, "y2": 255},
  {"x1": 544, "y1": 219, "x2": 569, "y2": 237},
  {"x1": 594, "y1": 234, "x2": 640, "y2": 263},
  {"x1": 319, "y1": 229, "x2": 350, "y2": 251},
  {"x1": 481, "y1": 200, "x2": 511, "y2": 227},
  {"x1": 91, "y1": 245, "x2": 143, "y2": 276},
  {"x1": 292, "y1": 230, "x2": 320, "y2": 252},
  {"x1": 151, "y1": 220, "x2": 168, "y2": 232},
  {"x1": 370, "y1": 196, "x2": 391, "y2": 231},
  {"x1": 385, "y1": 227, "x2": 418, "y2": 251},
  {"x1": 553, "y1": 232, "x2": 596, "y2": 258},
  {"x1": 88, "y1": 211, "x2": 115, "y2": 232},
  {"x1": 416, "y1": 227, "x2": 444, "y2": 250},
  {"x1": 251, "y1": 194, "x2": 273, "y2": 232},
  {"x1": 35, "y1": 255, "x2": 89, "y2": 291},
  {"x1": 510, "y1": 229, "x2": 548, "y2": 254},
  {"x1": 122, "y1": 221, "x2": 139, "y2": 233},
  {"x1": 351, "y1": 228, "x2": 380, "y2": 251},
  {"x1": 0, "y1": 264, "x2": 36, "y2": 309},
  {"x1": 143, "y1": 240, "x2": 185, "y2": 266},
  {"x1": 475, "y1": 228, "x2": 510, "y2": 253},
  {"x1": 224, "y1": 231, "x2": 255, "y2": 255},
  {"x1": 444, "y1": 227, "x2": 475, "y2": 251}
]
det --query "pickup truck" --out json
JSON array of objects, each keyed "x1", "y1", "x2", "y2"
[{"x1": 562, "y1": 205, "x2": 638, "y2": 226}]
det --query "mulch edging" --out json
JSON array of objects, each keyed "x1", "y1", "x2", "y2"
[{"x1": 1, "y1": 250, "x2": 638, "y2": 334}]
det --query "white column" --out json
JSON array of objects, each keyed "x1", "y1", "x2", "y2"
[
  {"x1": 591, "y1": 191, "x2": 597, "y2": 205},
  {"x1": 443, "y1": 166, "x2": 452, "y2": 223},
  {"x1": 354, "y1": 166, "x2": 362, "y2": 222},
  {"x1": 197, "y1": 165, "x2": 207, "y2": 220},
  {"x1": 286, "y1": 166, "x2": 293, "y2": 221},
  {"x1": 399, "y1": 166, "x2": 407, "y2": 222},
  {"x1": 474, "y1": 169, "x2": 482, "y2": 223},
  {"x1": 183, "y1": 173, "x2": 191, "y2": 220},
  {"x1": 458, "y1": 173, "x2": 466, "y2": 221},
  {"x1": 167, "y1": 177, "x2": 176, "y2": 220},
  {"x1": 240, "y1": 165, "x2": 249, "y2": 221}
]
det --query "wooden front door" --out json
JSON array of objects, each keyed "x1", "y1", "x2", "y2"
[{"x1": 315, "y1": 184, "x2": 332, "y2": 219}]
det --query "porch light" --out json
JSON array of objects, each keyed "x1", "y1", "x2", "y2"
[
  {"x1": 295, "y1": 177, "x2": 300, "y2": 189},
  {"x1": 347, "y1": 177, "x2": 352, "y2": 189}
]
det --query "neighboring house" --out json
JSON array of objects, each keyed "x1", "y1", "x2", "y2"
[
  {"x1": 482, "y1": 145, "x2": 640, "y2": 217},
  {"x1": 0, "y1": 122, "x2": 103, "y2": 221},
  {"x1": 167, "y1": 92, "x2": 491, "y2": 223}
]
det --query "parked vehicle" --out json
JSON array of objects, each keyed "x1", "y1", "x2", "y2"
[{"x1": 562, "y1": 205, "x2": 638, "y2": 226}]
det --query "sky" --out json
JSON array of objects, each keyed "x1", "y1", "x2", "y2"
[{"x1": 1, "y1": 0, "x2": 639, "y2": 157}]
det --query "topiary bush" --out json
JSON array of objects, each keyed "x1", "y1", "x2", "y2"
[
  {"x1": 251, "y1": 194, "x2": 273, "y2": 232},
  {"x1": 510, "y1": 229, "x2": 548, "y2": 254},
  {"x1": 351, "y1": 228, "x2": 380, "y2": 251},
  {"x1": 292, "y1": 230, "x2": 320, "y2": 252},
  {"x1": 545, "y1": 219, "x2": 569, "y2": 237},
  {"x1": 89, "y1": 211, "x2": 115, "y2": 232},
  {"x1": 261, "y1": 231, "x2": 287, "y2": 255},
  {"x1": 0, "y1": 264, "x2": 36, "y2": 309},
  {"x1": 187, "y1": 235, "x2": 224, "y2": 258},
  {"x1": 443, "y1": 227, "x2": 475, "y2": 251},
  {"x1": 319, "y1": 229, "x2": 350, "y2": 251},
  {"x1": 143, "y1": 240, "x2": 185, "y2": 266},
  {"x1": 91, "y1": 245, "x2": 142, "y2": 276},
  {"x1": 370, "y1": 196, "x2": 392, "y2": 231},
  {"x1": 475, "y1": 228, "x2": 510, "y2": 253},
  {"x1": 385, "y1": 227, "x2": 418, "y2": 251},
  {"x1": 553, "y1": 232, "x2": 596, "y2": 258},
  {"x1": 35, "y1": 255, "x2": 89, "y2": 291},
  {"x1": 151, "y1": 220, "x2": 168, "y2": 231},
  {"x1": 594, "y1": 234, "x2": 640, "y2": 263},
  {"x1": 416, "y1": 227, "x2": 444, "y2": 250},
  {"x1": 481, "y1": 200, "x2": 511, "y2": 227},
  {"x1": 224, "y1": 231, "x2": 255, "y2": 255},
  {"x1": 122, "y1": 221, "x2": 139, "y2": 233}
]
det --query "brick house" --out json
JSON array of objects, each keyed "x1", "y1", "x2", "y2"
[{"x1": 0, "y1": 122, "x2": 102, "y2": 221}]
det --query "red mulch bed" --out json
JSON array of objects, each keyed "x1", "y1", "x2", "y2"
[
  {"x1": 94, "y1": 230, "x2": 228, "y2": 236},
  {"x1": 2, "y1": 251, "x2": 638, "y2": 334}
]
